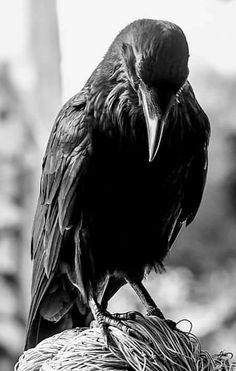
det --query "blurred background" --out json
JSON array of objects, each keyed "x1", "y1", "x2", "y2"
[{"x1": 0, "y1": 0, "x2": 236, "y2": 369}]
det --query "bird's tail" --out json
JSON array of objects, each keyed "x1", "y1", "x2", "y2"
[{"x1": 25, "y1": 274, "x2": 91, "y2": 350}]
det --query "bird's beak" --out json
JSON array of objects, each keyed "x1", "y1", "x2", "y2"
[{"x1": 139, "y1": 84, "x2": 167, "y2": 162}]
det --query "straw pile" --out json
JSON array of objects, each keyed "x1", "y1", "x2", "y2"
[{"x1": 15, "y1": 314, "x2": 236, "y2": 371}]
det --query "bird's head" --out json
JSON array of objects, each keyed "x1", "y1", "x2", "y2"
[{"x1": 114, "y1": 19, "x2": 189, "y2": 161}]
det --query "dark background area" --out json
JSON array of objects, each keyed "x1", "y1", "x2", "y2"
[{"x1": 0, "y1": 0, "x2": 235, "y2": 369}]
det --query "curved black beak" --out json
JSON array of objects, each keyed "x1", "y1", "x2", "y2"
[{"x1": 139, "y1": 83, "x2": 174, "y2": 162}]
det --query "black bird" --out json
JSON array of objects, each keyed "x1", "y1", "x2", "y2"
[{"x1": 25, "y1": 19, "x2": 210, "y2": 349}]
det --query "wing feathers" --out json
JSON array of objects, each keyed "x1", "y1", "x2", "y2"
[{"x1": 27, "y1": 91, "x2": 90, "y2": 346}]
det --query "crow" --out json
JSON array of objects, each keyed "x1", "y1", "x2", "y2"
[{"x1": 25, "y1": 19, "x2": 210, "y2": 349}]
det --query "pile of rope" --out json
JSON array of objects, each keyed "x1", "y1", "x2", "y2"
[{"x1": 15, "y1": 314, "x2": 235, "y2": 371}]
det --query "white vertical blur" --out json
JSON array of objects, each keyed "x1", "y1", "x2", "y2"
[{"x1": 0, "y1": 0, "x2": 28, "y2": 58}]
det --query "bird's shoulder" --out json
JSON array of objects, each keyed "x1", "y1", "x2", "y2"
[
  {"x1": 44, "y1": 89, "x2": 89, "y2": 162},
  {"x1": 40, "y1": 89, "x2": 91, "y2": 199}
]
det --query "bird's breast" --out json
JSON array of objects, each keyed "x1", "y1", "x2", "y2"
[{"x1": 80, "y1": 127, "x2": 193, "y2": 275}]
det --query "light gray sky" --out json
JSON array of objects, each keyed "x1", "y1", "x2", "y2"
[{"x1": 0, "y1": 0, "x2": 235, "y2": 100}]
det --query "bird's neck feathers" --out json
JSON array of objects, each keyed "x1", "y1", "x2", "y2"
[{"x1": 86, "y1": 61, "x2": 142, "y2": 137}]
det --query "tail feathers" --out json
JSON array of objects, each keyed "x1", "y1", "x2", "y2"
[
  {"x1": 25, "y1": 277, "x2": 90, "y2": 350},
  {"x1": 25, "y1": 310, "x2": 73, "y2": 350},
  {"x1": 25, "y1": 301, "x2": 91, "y2": 350},
  {"x1": 39, "y1": 289, "x2": 75, "y2": 322}
]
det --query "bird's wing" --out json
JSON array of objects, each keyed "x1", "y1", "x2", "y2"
[
  {"x1": 26, "y1": 89, "x2": 91, "y2": 347},
  {"x1": 184, "y1": 145, "x2": 209, "y2": 226},
  {"x1": 169, "y1": 84, "x2": 210, "y2": 245},
  {"x1": 183, "y1": 84, "x2": 210, "y2": 226},
  {"x1": 32, "y1": 91, "x2": 90, "y2": 272}
]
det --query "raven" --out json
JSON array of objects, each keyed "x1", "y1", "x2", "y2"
[{"x1": 25, "y1": 19, "x2": 210, "y2": 349}]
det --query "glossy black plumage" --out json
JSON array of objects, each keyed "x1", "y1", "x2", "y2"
[{"x1": 25, "y1": 19, "x2": 210, "y2": 349}]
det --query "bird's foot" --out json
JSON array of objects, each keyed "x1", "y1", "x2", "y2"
[{"x1": 89, "y1": 299, "x2": 135, "y2": 347}]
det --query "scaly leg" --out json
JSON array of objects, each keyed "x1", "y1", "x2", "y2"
[
  {"x1": 128, "y1": 281, "x2": 165, "y2": 318},
  {"x1": 128, "y1": 280, "x2": 176, "y2": 329}
]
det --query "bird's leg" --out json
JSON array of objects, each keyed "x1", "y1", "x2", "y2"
[
  {"x1": 89, "y1": 297, "x2": 134, "y2": 346},
  {"x1": 128, "y1": 281, "x2": 165, "y2": 318},
  {"x1": 128, "y1": 281, "x2": 176, "y2": 329}
]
